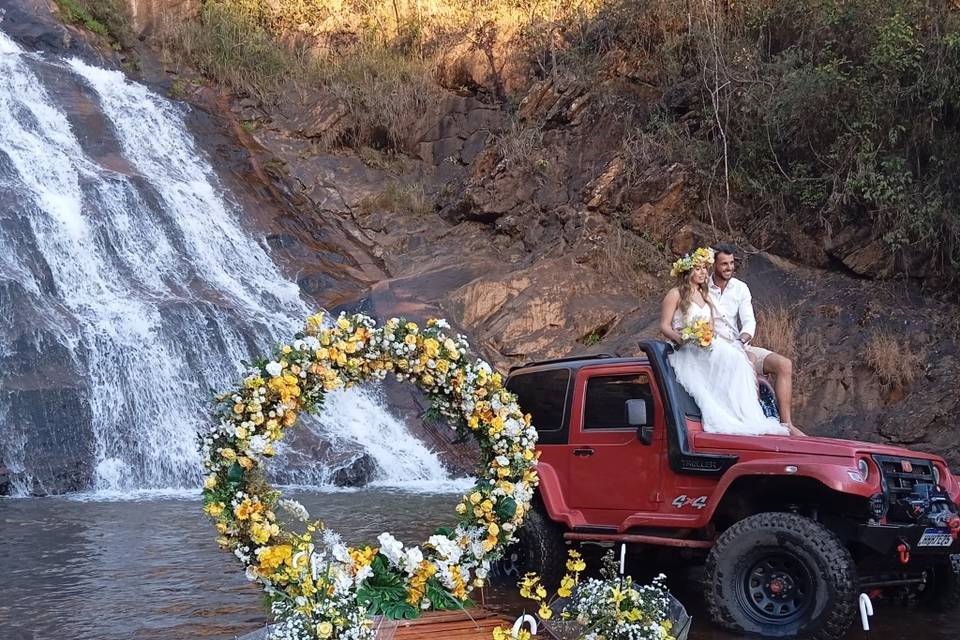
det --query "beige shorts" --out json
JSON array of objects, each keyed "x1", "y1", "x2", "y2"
[{"x1": 745, "y1": 344, "x2": 774, "y2": 376}]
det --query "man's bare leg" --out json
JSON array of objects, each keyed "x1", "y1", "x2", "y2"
[{"x1": 763, "y1": 353, "x2": 803, "y2": 434}]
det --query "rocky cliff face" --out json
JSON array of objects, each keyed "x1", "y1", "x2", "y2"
[
  {"x1": 27, "y1": 0, "x2": 960, "y2": 471},
  {"x1": 201, "y1": 29, "x2": 959, "y2": 468}
]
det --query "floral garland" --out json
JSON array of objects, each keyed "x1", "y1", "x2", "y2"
[
  {"x1": 200, "y1": 312, "x2": 540, "y2": 640},
  {"x1": 669, "y1": 247, "x2": 715, "y2": 277}
]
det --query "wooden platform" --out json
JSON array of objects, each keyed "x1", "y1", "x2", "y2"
[{"x1": 374, "y1": 607, "x2": 514, "y2": 639}]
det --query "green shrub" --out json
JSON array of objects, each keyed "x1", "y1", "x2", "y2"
[
  {"x1": 54, "y1": 0, "x2": 135, "y2": 48},
  {"x1": 535, "y1": 0, "x2": 960, "y2": 283}
]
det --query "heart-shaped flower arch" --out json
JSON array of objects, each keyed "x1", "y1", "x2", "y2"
[{"x1": 201, "y1": 312, "x2": 540, "y2": 640}]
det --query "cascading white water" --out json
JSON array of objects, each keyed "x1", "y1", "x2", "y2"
[{"x1": 0, "y1": 31, "x2": 455, "y2": 496}]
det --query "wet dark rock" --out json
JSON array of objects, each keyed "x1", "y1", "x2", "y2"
[
  {"x1": 330, "y1": 453, "x2": 376, "y2": 487},
  {"x1": 0, "y1": 387, "x2": 96, "y2": 495},
  {"x1": 1, "y1": 0, "x2": 102, "y2": 60}
]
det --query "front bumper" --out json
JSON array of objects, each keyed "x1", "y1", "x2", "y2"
[{"x1": 855, "y1": 522, "x2": 960, "y2": 558}]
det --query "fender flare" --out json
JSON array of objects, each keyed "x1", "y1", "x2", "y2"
[{"x1": 697, "y1": 459, "x2": 876, "y2": 526}]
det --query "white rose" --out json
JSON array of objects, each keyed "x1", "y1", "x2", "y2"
[
  {"x1": 265, "y1": 361, "x2": 282, "y2": 377},
  {"x1": 404, "y1": 546, "x2": 424, "y2": 572},
  {"x1": 377, "y1": 532, "x2": 404, "y2": 567}
]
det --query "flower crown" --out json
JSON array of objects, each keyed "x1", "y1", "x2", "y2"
[{"x1": 670, "y1": 247, "x2": 715, "y2": 277}]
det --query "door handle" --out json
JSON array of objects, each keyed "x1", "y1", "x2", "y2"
[{"x1": 573, "y1": 447, "x2": 595, "y2": 457}]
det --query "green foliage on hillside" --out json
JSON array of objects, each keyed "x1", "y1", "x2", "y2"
[
  {"x1": 160, "y1": 0, "x2": 960, "y2": 282},
  {"x1": 54, "y1": 0, "x2": 135, "y2": 49},
  {"x1": 716, "y1": 0, "x2": 960, "y2": 278},
  {"x1": 540, "y1": 0, "x2": 960, "y2": 280}
]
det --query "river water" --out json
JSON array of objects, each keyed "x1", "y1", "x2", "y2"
[{"x1": 2, "y1": 493, "x2": 956, "y2": 640}]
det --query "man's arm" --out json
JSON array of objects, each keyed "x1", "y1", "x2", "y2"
[{"x1": 738, "y1": 284, "x2": 757, "y2": 342}]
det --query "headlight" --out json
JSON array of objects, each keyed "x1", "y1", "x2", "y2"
[{"x1": 858, "y1": 458, "x2": 870, "y2": 482}]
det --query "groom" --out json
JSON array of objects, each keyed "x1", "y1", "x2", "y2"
[{"x1": 708, "y1": 243, "x2": 799, "y2": 433}]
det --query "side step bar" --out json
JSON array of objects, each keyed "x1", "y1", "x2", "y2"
[{"x1": 564, "y1": 532, "x2": 714, "y2": 549}]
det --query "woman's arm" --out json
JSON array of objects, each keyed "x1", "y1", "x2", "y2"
[{"x1": 660, "y1": 288, "x2": 684, "y2": 344}]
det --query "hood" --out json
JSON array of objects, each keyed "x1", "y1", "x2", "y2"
[{"x1": 692, "y1": 433, "x2": 946, "y2": 463}]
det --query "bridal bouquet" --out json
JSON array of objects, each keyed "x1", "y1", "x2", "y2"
[{"x1": 680, "y1": 319, "x2": 713, "y2": 350}]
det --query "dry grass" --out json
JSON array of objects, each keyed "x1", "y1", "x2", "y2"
[
  {"x1": 155, "y1": 2, "x2": 440, "y2": 148},
  {"x1": 153, "y1": 1, "x2": 610, "y2": 149},
  {"x1": 754, "y1": 305, "x2": 798, "y2": 361},
  {"x1": 494, "y1": 118, "x2": 547, "y2": 172},
  {"x1": 863, "y1": 332, "x2": 925, "y2": 389},
  {"x1": 357, "y1": 182, "x2": 433, "y2": 217},
  {"x1": 357, "y1": 147, "x2": 406, "y2": 173},
  {"x1": 596, "y1": 224, "x2": 663, "y2": 295}
]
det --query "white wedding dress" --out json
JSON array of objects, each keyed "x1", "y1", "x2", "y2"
[{"x1": 668, "y1": 303, "x2": 790, "y2": 436}]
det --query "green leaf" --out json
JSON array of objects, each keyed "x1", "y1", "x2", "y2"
[
  {"x1": 227, "y1": 461, "x2": 244, "y2": 483},
  {"x1": 357, "y1": 556, "x2": 412, "y2": 617},
  {"x1": 380, "y1": 601, "x2": 420, "y2": 620},
  {"x1": 494, "y1": 496, "x2": 517, "y2": 520},
  {"x1": 425, "y1": 578, "x2": 466, "y2": 611}
]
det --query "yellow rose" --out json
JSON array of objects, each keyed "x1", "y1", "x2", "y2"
[
  {"x1": 235, "y1": 426, "x2": 248, "y2": 439},
  {"x1": 220, "y1": 448, "x2": 237, "y2": 461},
  {"x1": 204, "y1": 502, "x2": 224, "y2": 517},
  {"x1": 203, "y1": 474, "x2": 218, "y2": 490},
  {"x1": 469, "y1": 492, "x2": 482, "y2": 504},
  {"x1": 238, "y1": 456, "x2": 255, "y2": 470},
  {"x1": 337, "y1": 317, "x2": 351, "y2": 330},
  {"x1": 316, "y1": 621, "x2": 333, "y2": 638},
  {"x1": 404, "y1": 334, "x2": 417, "y2": 346}
]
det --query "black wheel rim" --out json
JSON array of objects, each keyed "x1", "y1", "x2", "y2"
[{"x1": 736, "y1": 549, "x2": 815, "y2": 626}]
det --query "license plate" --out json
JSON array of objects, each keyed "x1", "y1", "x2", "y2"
[{"x1": 917, "y1": 528, "x2": 954, "y2": 547}]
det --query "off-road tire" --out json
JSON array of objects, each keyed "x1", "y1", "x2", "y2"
[
  {"x1": 921, "y1": 554, "x2": 960, "y2": 610},
  {"x1": 498, "y1": 502, "x2": 566, "y2": 588},
  {"x1": 704, "y1": 512, "x2": 858, "y2": 640}
]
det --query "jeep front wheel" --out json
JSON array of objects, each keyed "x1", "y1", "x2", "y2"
[
  {"x1": 704, "y1": 512, "x2": 858, "y2": 640},
  {"x1": 920, "y1": 554, "x2": 960, "y2": 609}
]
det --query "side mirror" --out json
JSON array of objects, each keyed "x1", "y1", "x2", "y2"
[{"x1": 626, "y1": 399, "x2": 654, "y2": 445}]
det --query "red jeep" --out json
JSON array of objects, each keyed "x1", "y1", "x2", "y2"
[{"x1": 504, "y1": 341, "x2": 960, "y2": 640}]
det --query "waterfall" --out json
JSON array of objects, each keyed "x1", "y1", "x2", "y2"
[{"x1": 0, "y1": 31, "x2": 455, "y2": 496}]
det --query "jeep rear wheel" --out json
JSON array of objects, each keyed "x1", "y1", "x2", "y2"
[
  {"x1": 705, "y1": 512, "x2": 857, "y2": 640},
  {"x1": 498, "y1": 503, "x2": 566, "y2": 588}
]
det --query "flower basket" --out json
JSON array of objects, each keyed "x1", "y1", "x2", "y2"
[{"x1": 538, "y1": 581, "x2": 691, "y2": 640}]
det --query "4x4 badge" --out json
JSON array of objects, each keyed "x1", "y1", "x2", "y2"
[{"x1": 671, "y1": 495, "x2": 708, "y2": 509}]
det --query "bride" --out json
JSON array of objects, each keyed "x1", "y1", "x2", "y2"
[{"x1": 659, "y1": 248, "x2": 790, "y2": 436}]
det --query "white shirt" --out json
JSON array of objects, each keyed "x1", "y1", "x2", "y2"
[{"x1": 708, "y1": 276, "x2": 756, "y2": 343}]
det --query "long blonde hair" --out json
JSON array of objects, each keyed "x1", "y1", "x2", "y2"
[{"x1": 676, "y1": 269, "x2": 714, "y2": 321}]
